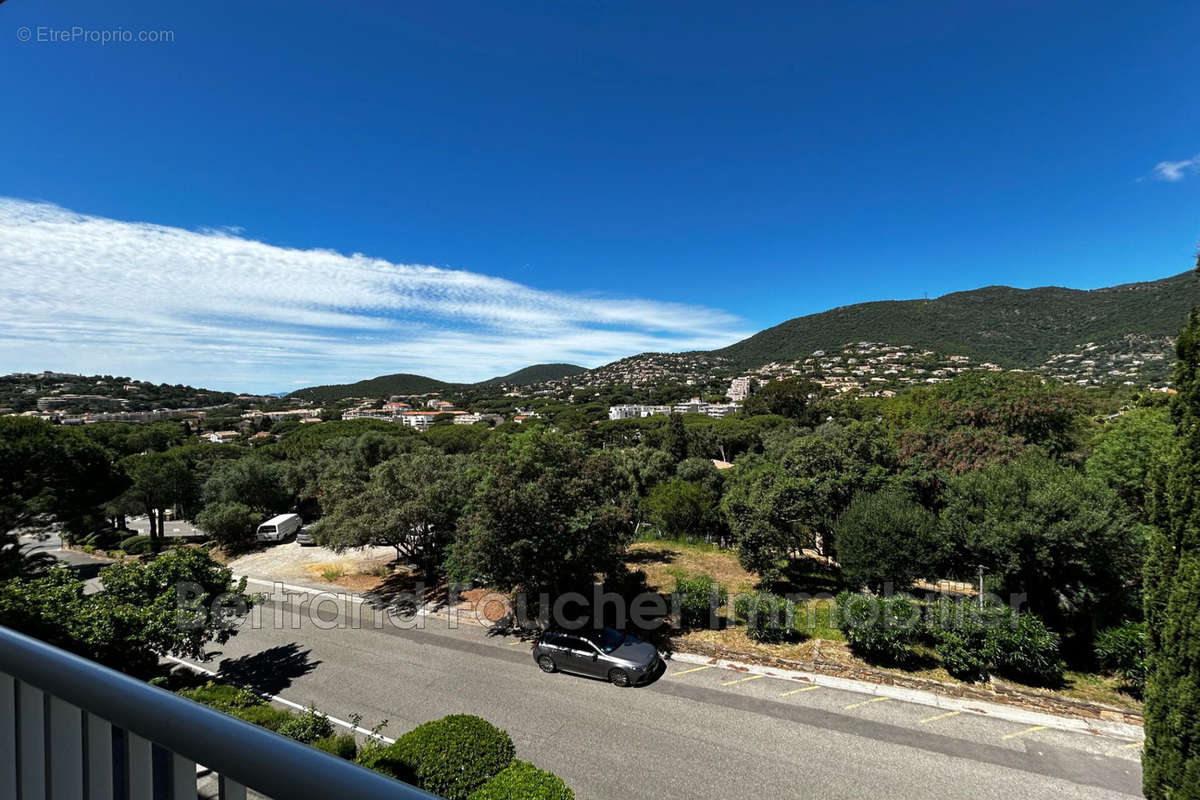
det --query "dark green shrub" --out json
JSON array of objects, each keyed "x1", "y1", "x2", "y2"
[
  {"x1": 313, "y1": 733, "x2": 357, "y2": 760},
  {"x1": 277, "y1": 705, "x2": 335, "y2": 744},
  {"x1": 379, "y1": 714, "x2": 515, "y2": 800},
  {"x1": 676, "y1": 574, "x2": 727, "y2": 629},
  {"x1": 986, "y1": 612, "x2": 1063, "y2": 686},
  {"x1": 232, "y1": 704, "x2": 293, "y2": 731},
  {"x1": 83, "y1": 529, "x2": 126, "y2": 550},
  {"x1": 355, "y1": 743, "x2": 393, "y2": 775},
  {"x1": 468, "y1": 760, "x2": 574, "y2": 800},
  {"x1": 177, "y1": 681, "x2": 262, "y2": 712},
  {"x1": 935, "y1": 628, "x2": 989, "y2": 682},
  {"x1": 734, "y1": 592, "x2": 802, "y2": 643},
  {"x1": 835, "y1": 591, "x2": 920, "y2": 665},
  {"x1": 1095, "y1": 622, "x2": 1146, "y2": 695},
  {"x1": 119, "y1": 535, "x2": 152, "y2": 555}
]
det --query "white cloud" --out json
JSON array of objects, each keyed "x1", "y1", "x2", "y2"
[
  {"x1": 1150, "y1": 153, "x2": 1200, "y2": 182},
  {"x1": 0, "y1": 199, "x2": 750, "y2": 392}
]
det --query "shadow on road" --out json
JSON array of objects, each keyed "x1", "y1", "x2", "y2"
[
  {"x1": 216, "y1": 643, "x2": 320, "y2": 695},
  {"x1": 362, "y1": 571, "x2": 443, "y2": 614}
]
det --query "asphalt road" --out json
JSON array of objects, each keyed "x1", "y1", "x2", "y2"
[{"x1": 180, "y1": 586, "x2": 1143, "y2": 800}]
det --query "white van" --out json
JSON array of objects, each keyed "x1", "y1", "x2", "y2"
[{"x1": 256, "y1": 513, "x2": 302, "y2": 543}]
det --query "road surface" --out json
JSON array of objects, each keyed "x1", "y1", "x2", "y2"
[{"x1": 179, "y1": 584, "x2": 1143, "y2": 800}]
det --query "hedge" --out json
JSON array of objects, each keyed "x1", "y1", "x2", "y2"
[
  {"x1": 276, "y1": 706, "x2": 334, "y2": 744},
  {"x1": 177, "y1": 682, "x2": 262, "y2": 712},
  {"x1": 734, "y1": 592, "x2": 802, "y2": 643},
  {"x1": 1094, "y1": 621, "x2": 1146, "y2": 695},
  {"x1": 376, "y1": 714, "x2": 516, "y2": 800},
  {"x1": 468, "y1": 760, "x2": 575, "y2": 800},
  {"x1": 676, "y1": 574, "x2": 727, "y2": 629},
  {"x1": 985, "y1": 612, "x2": 1062, "y2": 686},
  {"x1": 313, "y1": 733, "x2": 357, "y2": 760},
  {"x1": 232, "y1": 704, "x2": 293, "y2": 731},
  {"x1": 835, "y1": 591, "x2": 921, "y2": 665},
  {"x1": 119, "y1": 535, "x2": 153, "y2": 555}
]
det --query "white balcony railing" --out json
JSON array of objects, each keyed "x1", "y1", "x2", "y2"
[{"x1": 0, "y1": 624, "x2": 441, "y2": 799}]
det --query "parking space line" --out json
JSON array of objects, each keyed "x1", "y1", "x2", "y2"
[
  {"x1": 1119, "y1": 742, "x2": 1142, "y2": 749},
  {"x1": 780, "y1": 685, "x2": 821, "y2": 697},
  {"x1": 844, "y1": 697, "x2": 890, "y2": 710},
  {"x1": 673, "y1": 664, "x2": 715, "y2": 676},
  {"x1": 919, "y1": 711, "x2": 961, "y2": 724},
  {"x1": 507, "y1": 640, "x2": 526, "y2": 646},
  {"x1": 1000, "y1": 725, "x2": 1047, "y2": 740},
  {"x1": 721, "y1": 674, "x2": 765, "y2": 686}
]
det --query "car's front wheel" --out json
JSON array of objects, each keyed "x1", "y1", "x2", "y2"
[
  {"x1": 608, "y1": 668, "x2": 631, "y2": 687},
  {"x1": 537, "y1": 655, "x2": 557, "y2": 673}
]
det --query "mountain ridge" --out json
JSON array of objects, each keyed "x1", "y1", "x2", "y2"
[
  {"x1": 287, "y1": 270, "x2": 1199, "y2": 399},
  {"x1": 711, "y1": 270, "x2": 1200, "y2": 372},
  {"x1": 287, "y1": 363, "x2": 587, "y2": 402}
]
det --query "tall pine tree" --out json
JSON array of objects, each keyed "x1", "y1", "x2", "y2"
[{"x1": 1144, "y1": 300, "x2": 1200, "y2": 797}]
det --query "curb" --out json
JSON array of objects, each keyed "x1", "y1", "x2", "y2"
[{"x1": 667, "y1": 651, "x2": 1144, "y2": 741}]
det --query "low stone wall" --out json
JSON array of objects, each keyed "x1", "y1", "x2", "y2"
[{"x1": 670, "y1": 637, "x2": 1143, "y2": 728}]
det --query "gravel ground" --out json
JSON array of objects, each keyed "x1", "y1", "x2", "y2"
[{"x1": 229, "y1": 541, "x2": 396, "y2": 585}]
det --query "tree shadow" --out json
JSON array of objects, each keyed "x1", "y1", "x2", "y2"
[
  {"x1": 773, "y1": 556, "x2": 845, "y2": 595},
  {"x1": 625, "y1": 546, "x2": 679, "y2": 566},
  {"x1": 215, "y1": 643, "x2": 320, "y2": 695},
  {"x1": 361, "y1": 571, "x2": 443, "y2": 614}
]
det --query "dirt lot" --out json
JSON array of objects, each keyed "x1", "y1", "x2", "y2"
[{"x1": 229, "y1": 541, "x2": 397, "y2": 588}]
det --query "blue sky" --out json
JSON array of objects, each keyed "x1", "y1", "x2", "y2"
[{"x1": 2, "y1": 0, "x2": 1198, "y2": 392}]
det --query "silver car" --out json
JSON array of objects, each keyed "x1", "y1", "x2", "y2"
[
  {"x1": 296, "y1": 526, "x2": 316, "y2": 546},
  {"x1": 532, "y1": 627, "x2": 661, "y2": 687}
]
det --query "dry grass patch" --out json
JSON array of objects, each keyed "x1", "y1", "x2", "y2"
[
  {"x1": 303, "y1": 556, "x2": 394, "y2": 590},
  {"x1": 627, "y1": 540, "x2": 757, "y2": 595}
]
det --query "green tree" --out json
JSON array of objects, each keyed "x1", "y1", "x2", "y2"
[
  {"x1": 0, "y1": 417, "x2": 121, "y2": 538},
  {"x1": 1143, "y1": 307, "x2": 1200, "y2": 797},
  {"x1": 741, "y1": 378, "x2": 824, "y2": 425},
  {"x1": 835, "y1": 489, "x2": 946, "y2": 592},
  {"x1": 642, "y1": 479, "x2": 720, "y2": 541},
  {"x1": 662, "y1": 413, "x2": 689, "y2": 462},
  {"x1": 940, "y1": 453, "x2": 1145, "y2": 631},
  {"x1": 320, "y1": 450, "x2": 471, "y2": 576},
  {"x1": 721, "y1": 457, "x2": 806, "y2": 579},
  {"x1": 121, "y1": 451, "x2": 196, "y2": 549},
  {"x1": 1086, "y1": 407, "x2": 1173, "y2": 517},
  {"x1": 202, "y1": 456, "x2": 290, "y2": 513},
  {"x1": 0, "y1": 549, "x2": 251, "y2": 677},
  {"x1": 453, "y1": 430, "x2": 631, "y2": 597},
  {"x1": 196, "y1": 501, "x2": 261, "y2": 551},
  {"x1": 773, "y1": 421, "x2": 897, "y2": 557}
]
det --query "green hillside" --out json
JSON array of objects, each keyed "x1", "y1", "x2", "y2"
[
  {"x1": 714, "y1": 271, "x2": 1200, "y2": 370},
  {"x1": 480, "y1": 363, "x2": 587, "y2": 385},
  {"x1": 289, "y1": 363, "x2": 587, "y2": 401},
  {"x1": 288, "y1": 373, "x2": 456, "y2": 402}
]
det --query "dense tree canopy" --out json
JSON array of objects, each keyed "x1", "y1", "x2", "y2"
[
  {"x1": 1143, "y1": 308, "x2": 1200, "y2": 797},
  {"x1": 939, "y1": 453, "x2": 1145, "y2": 631},
  {"x1": 835, "y1": 489, "x2": 944, "y2": 592},
  {"x1": 452, "y1": 431, "x2": 632, "y2": 597},
  {"x1": 320, "y1": 450, "x2": 471, "y2": 575}
]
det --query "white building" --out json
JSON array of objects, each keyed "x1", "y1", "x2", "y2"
[
  {"x1": 454, "y1": 412, "x2": 504, "y2": 426},
  {"x1": 608, "y1": 400, "x2": 738, "y2": 420},
  {"x1": 728, "y1": 376, "x2": 754, "y2": 402},
  {"x1": 608, "y1": 404, "x2": 671, "y2": 420}
]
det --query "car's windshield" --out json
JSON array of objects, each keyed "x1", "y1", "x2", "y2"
[{"x1": 584, "y1": 627, "x2": 625, "y2": 653}]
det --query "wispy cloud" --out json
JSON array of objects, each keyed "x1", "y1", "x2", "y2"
[
  {"x1": 1149, "y1": 153, "x2": 1200, "y2": 182},
  {"x1": 0, "y1": 199, "x2": 750, "y2": 392}
]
